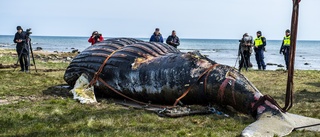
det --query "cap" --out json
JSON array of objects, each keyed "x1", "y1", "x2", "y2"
[
  {"x1": 286, "y1": 29, "x2": 290, "y2": 33},
  {"x1": 16, "y1": 26, "x2": 22, "y2": 30},
  {"x1": 257, "y1": 31, "x2": 261, "y2": 34},
  {"x1": 155, "y1": 28, "x2": 160, "y2": 31}
]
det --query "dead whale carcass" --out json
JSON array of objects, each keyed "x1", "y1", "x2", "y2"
[{"x1": 64, "y1": 38, "x2": 320, "y2": 137}]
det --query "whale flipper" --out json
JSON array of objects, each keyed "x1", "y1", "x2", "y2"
[{"x1": 241, "y1": 111, "x2": 320, "y2": 137}]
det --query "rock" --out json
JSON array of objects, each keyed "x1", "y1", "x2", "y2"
[
  {"x1": 0, "y1": 64, "x2": 17, "y2": 69},
  {"x1": 56, "y1": 56, "x2": 63, "y2": 60},
  {"x1": 66, "y1": 57, "x2": 72, "y2": 61},
  {"x1": 277, "y1": 64, "x2": 285, "y2": 67},
  {"x1": 71, "y1": 48, "x2": 75, "y2": 49},
  {"x1": 304, "y1": 63, "x2": 310, "y2": 65},
  {"x1": 267, "y1": 63, "x2": 278, "y2": 66},
  {"x1": 72, "y1": 49, "x2": 79, "y2": 53},
  {"x1": 36, "y1": 47, "x2": 43, "y2": 51}
]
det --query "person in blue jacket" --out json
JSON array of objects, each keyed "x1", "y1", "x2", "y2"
[{"x1": 149, "y1": 28, "x2": 163, "y2": 43}]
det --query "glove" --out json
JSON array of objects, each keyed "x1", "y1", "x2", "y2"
[{"x1": 279, "y1": 47, "x2": 284, "y2": 54}]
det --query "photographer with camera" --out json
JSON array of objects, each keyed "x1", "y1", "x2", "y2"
[
  {"x1": 88, "y1": 31, "x2": 104, "y2": 45},
  {"x1": 13, "y1": 26, "x2": 29, "y2": 72},
  {"x1": 238, "y1": 33, "x2": 253, "y2": 72}
]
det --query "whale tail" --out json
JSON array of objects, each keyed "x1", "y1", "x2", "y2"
[{"x1": 241, "y1": 111, "x2": 320, "y2": 137}]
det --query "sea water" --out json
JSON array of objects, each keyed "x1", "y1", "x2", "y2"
[{"x1": 1, "y1": 35, "x2": 319, "y2": 70}]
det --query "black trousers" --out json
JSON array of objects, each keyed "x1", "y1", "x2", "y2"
[
  {"x1": 16, "y1": 45, "x2": 29, "y2": 71},
  {"x1": 283, "y1": 46, "x2": 290, "y2": 70}
]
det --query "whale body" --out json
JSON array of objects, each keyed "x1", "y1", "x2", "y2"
[{"x1": 64, "y1": 38, "x2": 320, "y2": 137}]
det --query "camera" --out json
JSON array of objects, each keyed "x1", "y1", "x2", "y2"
[
  {"x1": 95, "y1": 33, "x2": 101, "y2": 38},
  {"x1": 26, "y1": 28, "x2": 32, "y2": 35}
]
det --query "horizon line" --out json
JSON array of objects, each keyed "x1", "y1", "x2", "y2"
[{"x1": 1, "y1": 34, "x2": 319, "y2": 41}]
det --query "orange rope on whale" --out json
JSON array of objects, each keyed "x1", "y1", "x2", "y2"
[
  {"x1": 89, "y1": 49, "x2": 121, "y2": 87},
  {"x1": 217, "y1": 76, "x2": 236, "y2": 105},
  {"x1": 173, "y1": 64, "x2": 219, "y2": 106}
]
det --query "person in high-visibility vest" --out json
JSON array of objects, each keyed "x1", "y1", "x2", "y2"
[
  {"x1": 253, "y1": 31, "x2": 267, "y2": 70},
  {"x1": 280, "y1": 29, "x2": 291, "y2": 70}
]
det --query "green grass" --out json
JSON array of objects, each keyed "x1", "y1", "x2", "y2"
[{"x1": 1, "y1": 49, "x2": 320, "y2": 137}]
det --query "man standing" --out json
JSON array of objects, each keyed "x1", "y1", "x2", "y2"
[
  {"x1": 166, "y1": 30, "x2": 180, "y2": 48},
  {"x1": 253, "y1": 31, "x2": 267, "y2": 70},
  {"x1": 280, "y1": 29, "x2": 291, "y2": 70},
  {"x1": 238, "y1": 33, "x2": 253, "y2": 71},
  {"x1": 149, "y1": 28, "x2": 164, "y2": 43},
  {"x1": 13, "y1": 26, "x2": 29, "y2": 72}
]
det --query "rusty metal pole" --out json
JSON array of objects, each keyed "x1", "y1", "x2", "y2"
[{"x1": 283, "y1": 0, "x2": 300, "y2": 111}]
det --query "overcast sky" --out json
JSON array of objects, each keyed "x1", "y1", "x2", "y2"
[{"x1": 1, "y1": 0, "x2": 319, "y2": 40}]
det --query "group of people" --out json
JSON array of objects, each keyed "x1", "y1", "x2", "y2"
[
  {"x1": 88, "y1": 28, "x2": 180, "y2": 48},
  {"x1": 238, "y1": 29, "x2": 292, "y2": 71},
  {"x1": 149, "y1": 28, "x2": 180, "y2": 48}
]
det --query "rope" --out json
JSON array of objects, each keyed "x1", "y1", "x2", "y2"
[
  {"x1": 97, "y1": 77, "x2": 172, "y2": 108},
  {"x1": 173, "y1": 64, "x2": 219, "y2": 106},
  {"x1": 294, "y1": 123, "x2": 320, "y2": 130},
  {"x1": 89, "y1": 49, "x2": 121, "y2": 86},
  {"x1": 251, "y1": 95, "x2": 286, "y2": 117}
]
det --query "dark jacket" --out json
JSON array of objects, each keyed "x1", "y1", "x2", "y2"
[
  {"x1": 149, "y1": 33, "x2": 164, "y2": 43},
  {"x1": 13, "y1": 31, "x2": 27, "y2": 47},
  {"x1": 166, "y1": 35, "x2": 180, "y2": 48},
  {"x1": 238, "y1": 36, "x2": 253, "y2": 55},
  {"x1": 13, "y1": 31, "x2": 29, "y2": 54}
]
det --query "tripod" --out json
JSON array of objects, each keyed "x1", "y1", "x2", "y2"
[
  {"x1": 27, "y1": 36, "x2": 37, "y2": 72},
  {"x1": 238, "y1": 44, "x2": 251, "y2": 72},
  {"x1": 239, "y1": 50, "x2": 249, "y2": 71}
]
